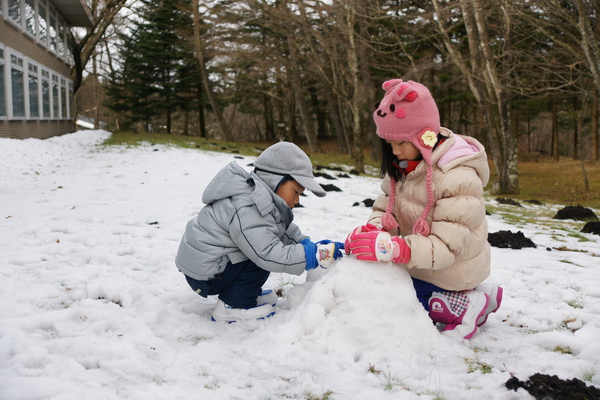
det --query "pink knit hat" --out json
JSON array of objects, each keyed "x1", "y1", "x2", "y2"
[{"x1": 373, "y1": 79, "x2": 442, "y2": 236}]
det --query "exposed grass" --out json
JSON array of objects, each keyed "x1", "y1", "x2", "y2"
[
  {"x1": 488, "y1": 155, "x2": 600, "y2": 210},
  {"x1": 553, "y1": 346, "x2": 573, "y2": 355},
  {"x1": 102, "y1": 131, "x2": 362, "y2": 173},
  {"x1": 101, "y1": 132, "x2": 600, "y2": 209},
  {"x1": 465, "y1": 358, "x2": 494, "y2": 374},
  {"x1": 305, "y1": 390, "x2": 334, "y2": 400},
  {"x1": 581, "y1": 362, "x2": 598, "y2": 382}
]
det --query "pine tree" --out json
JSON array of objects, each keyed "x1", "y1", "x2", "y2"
[{"x1": 104, "y1": 0, "x2": 197, "y2": 133}]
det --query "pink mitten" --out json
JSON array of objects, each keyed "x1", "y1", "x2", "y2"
[
  {"x1": 346, "y1": 229, "x2": 410, "y2": 264},
  {"x1": 345, "y1": 224, "x2": 382, "y2": 254}
]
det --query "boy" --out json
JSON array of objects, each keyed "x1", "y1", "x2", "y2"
[{"x1": 176, "y1": 142, "x2": 343, "y2": 322}]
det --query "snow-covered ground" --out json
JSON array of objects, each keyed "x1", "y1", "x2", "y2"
[{"x1": 1, "y1": 130, "x2": 599, "y2": 400}]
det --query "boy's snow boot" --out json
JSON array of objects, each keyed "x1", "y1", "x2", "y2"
[
  {"x1": 257, "y1": 289, "x2": 278, "y2": 306},
  {"x1": 211, "y1": 299, "x2": 276, "y2": 323},
  {"x1": 428, "y1": 290, "x2": 489, "y2": 340},
  {"x1": 475, "y1": 283, "x2": 503, "y2": 327}
]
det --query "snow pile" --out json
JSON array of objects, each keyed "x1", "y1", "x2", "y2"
[{"x1": 1, "y1": 130, "x2": 599, "y2": 399}]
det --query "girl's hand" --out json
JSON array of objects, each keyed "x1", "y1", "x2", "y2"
[{"x1": 345, "y1": 228, "x2": 410, "y2": 264}]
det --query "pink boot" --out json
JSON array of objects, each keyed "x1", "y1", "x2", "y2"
[{"x1": 428, "y1": 290, "x2": 489, "y2": 340}]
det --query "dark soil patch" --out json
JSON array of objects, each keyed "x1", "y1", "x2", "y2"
[
  {"x1": 314, "y1": 172, "x2": 337, "y2": 180},
  {"x1": 320, "y1": 184, "x2": 342, "y2": 192},
  {"x1": 352, "y1": 198, "x2": 375, "y2": 208},
  {"x1": 488, "y1": 230, "x2": 536, "y2": 249},
  {"x1": 553, "y1": 206, "x2": 599, "y2": 222},
  {"x1": 581, "y1": 222, "x2": 600, "y2": 236},
  {"x1": 337, "y1": 173, "x2": 351, "y2": 179},
  {"x1": 505, "y1": 373, "x2": 600, "y2": 400},
  {"x1": 496, "y1": 197, "x2": 522, "y2": 207},
  {"x1": 525, "y1": 199, "x2": 544, "y2": 206},
  {"x1": 315, "y1": 165, "x2": 344, "y2": 172}
]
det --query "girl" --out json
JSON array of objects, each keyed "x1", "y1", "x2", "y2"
[{"x1": 345, "y1": 79, "x2": 502, "y2": 339}]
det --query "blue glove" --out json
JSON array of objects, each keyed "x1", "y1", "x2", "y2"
[
  {"x1": 302, "y1": 239, "x2": 345, "y2": 270},
  {"x1": 301, "y1": 239, "x2": 318, "y2": 270},
  {"x1": 316, "y1": 240, "x2": 345, "y2": 262}
]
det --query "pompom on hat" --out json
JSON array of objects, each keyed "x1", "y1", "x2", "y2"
[{"x1": 373, "y1": 79, "x2": 448, "y2": 236}]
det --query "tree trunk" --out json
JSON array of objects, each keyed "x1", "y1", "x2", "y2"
[
  {"x1": 287, "y1": 38, "x2": 321, "y2": 152},
  {"x1": 434, "y1": 0, "x2": 518, "y2": 193},
  {"x1": 344, "y1": 1, "x2": 365, "y2": 173},
  {"x1": 527, "y1": 115, "x2": 531, "y2": 154},
  {"x1": 309, "y1": 87, "x2": 327, "y2": 139},
  {"x1": 197, "y1": 81, "x2": 206, "y2": 138},
  {"x1": 325, "y1": 90, "x2": 348, "y2": 154},
  {"x1": 552, "y1": 98, "x2": 559, "y2": 161},
  {"x1": 262, "y1": 93, "x2": 274, "y2": 141},
  {"x1": 573, "y1": 112, "x2": 578, "y2": 160},
  {"x1": 93, "y1": 53, "x2": 100, "y2": 129},
  {"x1": 191, "y1": 0, "x2": 232, "y2": 141},
  {"x1": 183, "y1": 110, "x2": 189, "y2": 136},
  {"x1": 69, "y1": 0, "x2": 129, "y2": 95},
  {"x1": 593, "y1": 89, "x2": 599, "y2": 161}
]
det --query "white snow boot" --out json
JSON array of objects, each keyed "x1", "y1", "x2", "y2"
[
  {"x1": 211, "y1": 299, "x2": 275, "y2": 323},
  {"x1": 257, "y1": 289, "x2": 278, "y2": 306}
]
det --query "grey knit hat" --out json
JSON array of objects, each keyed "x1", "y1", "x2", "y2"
[{"x1": 254, "y1": 142, "x2": 326, "y2": 197}]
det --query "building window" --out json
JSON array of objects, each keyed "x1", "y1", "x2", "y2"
[
  {"x1": 10, "y1": 52, "x2": 26, "y2": 118},
  {"x1": 28, "y1": 62, "x2": 40, "y2": 118},
  {"x1": 41, "y1": 69, "x2": 50, "y2": 118},
  {"x1": 49, "y1": 9, "x2": 57, "y2": 53},
  {"x1": 25, "y1": 0, "x2": 36, "y2": 37},
  {"x1": 58, "y1": 21, "x2": 66, "y2": 59},
  {"x1": 0, "y1": 47, "x2": 5, "y2": 118},
  {"x1": 1, "y1": 41, "x2": 74, "y2": 123},
  {"x1": 60, "y1": 78, "x2": 67, "y2": 119},
  {"x1": 8, "y1": 0, "x2": 21, "y2": 26},
  {"x1": 39, "y1": 1, "x2": 48, "y2": 47},
  {"x1": 52, "y1": 74, "x2": 59, "y2": 118}
]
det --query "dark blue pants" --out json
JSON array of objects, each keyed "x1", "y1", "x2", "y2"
[
  {"x1": 185, "y1": 259, "x2": 270, "y2": 309},
  {"x1": 412, "y1": 278, "x2": 445, "y2": 312}
]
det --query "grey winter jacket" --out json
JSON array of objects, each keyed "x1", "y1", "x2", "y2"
[{"x1": 175, "y1": 161, "x2": 309, "y2": 281}]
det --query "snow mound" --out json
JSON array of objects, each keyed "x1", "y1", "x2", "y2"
[{"x1": 280, "y1": 257, "x2": 443, "y2": 358}]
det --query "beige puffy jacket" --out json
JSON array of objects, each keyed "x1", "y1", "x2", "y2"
[{"x1": 368, "y1": 129, "x2": 491, "y2": 291}]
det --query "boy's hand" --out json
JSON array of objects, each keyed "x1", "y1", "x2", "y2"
[
  {"x1": 315, "y1": 240, "x2": 344, "y2": 268},
  {"x1": 345, "y1": 229, "x2": 410, "y2": 264},
  {"x1": 302, "y1": 239, "x2": 344, "y2": 270}
]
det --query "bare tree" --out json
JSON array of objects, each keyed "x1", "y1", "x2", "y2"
[
  {"x1": 189, "y1": 0, "x2": 232, "y2": 141},
  {"x1": 514, "y1": 0, "x2": 600, "y2": 161},
  {"x1": 288, "y1": 0, "x2": 378, "y2": 172},
  {"x1": 432, "y1": 0, "x2": 518, "y2": 194},
  {"x1": 70, "y1": 0, "x2": 132, "y2": 94}
]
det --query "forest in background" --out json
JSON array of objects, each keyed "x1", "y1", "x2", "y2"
[{"x1": 71, "y1": 0, "x2": 600, "y2": 195}]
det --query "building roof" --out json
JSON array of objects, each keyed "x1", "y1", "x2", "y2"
[{"x1": 52, "y1": 0, "x2": 95, "y2": 28}]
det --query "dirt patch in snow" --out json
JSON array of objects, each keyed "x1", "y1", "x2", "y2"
[{"x1": 488, "y1": 230, "x2": 536, "y2": 249}]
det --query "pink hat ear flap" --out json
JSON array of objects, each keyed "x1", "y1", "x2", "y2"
[{"x1": 381, "y1": 177, "x2": 400, "y2": 231}]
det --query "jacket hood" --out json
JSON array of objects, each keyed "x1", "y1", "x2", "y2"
[
  {"x1": 201, "y1": 162, "x2": 254, "y2": 205},
  {"x1": 434, "y1": 130, "x2": 489, "y2": 186},
  {"x1": 201, "y1": 161, "x2": 292, "y2": 218}
]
